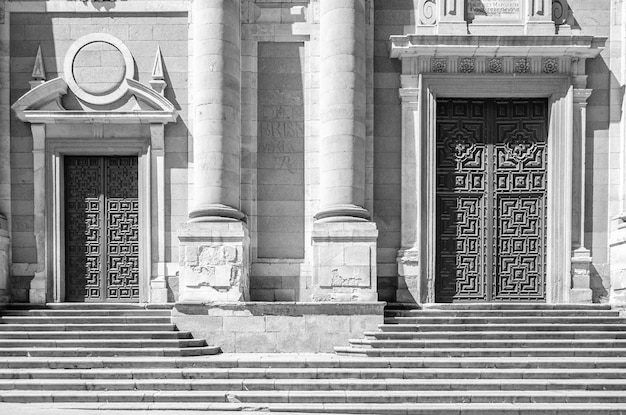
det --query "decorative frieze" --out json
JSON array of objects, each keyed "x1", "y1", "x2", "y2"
[{"x1": 412, "y1": 56, "x2": 570, "y2": 74}]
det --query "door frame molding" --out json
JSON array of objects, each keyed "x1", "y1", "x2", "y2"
[
  {"x1": 399, "y1": 74, "x2": 573, "y2": 303},
  {"x1": 55, "y1": 148, "x2": 148, "y2": 303}
]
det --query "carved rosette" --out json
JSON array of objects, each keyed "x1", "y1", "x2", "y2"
[
  {"x1": 514, "y1": 58, "x2": 530, "y2": 73},
  {"x1": 542, "y1": 58, "x2": 558, "y2": 74},
  {"x1": 488, "y1": 58, "x2": 503, "y2": 73},
  {"x1": 459, "y1": 58, "x2": 475, "y2": 73},
  {"x1": 431, "y1": 58, "x2": 447, "y2": 73}
]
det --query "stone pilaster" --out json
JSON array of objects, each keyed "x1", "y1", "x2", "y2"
[
  {"x1": 312, "y1": 0, "x2": 377, "y2": 302},
  {"x1": 571, "y1": 86, "x2": 593, "y2": 303},
  {"x1": 0, "y1": 213, "x2": 9, "y2": 303},
  {"x1": 396, "y1": 74, "x2": 422, "y2": 304},
  {"x1": 438, "y1": 0, "x2": 466, "y2": 34},
  {"x1": 527, "y1": 0, "x2": 555, "y2": 34},
  {"x1": 178, "y1": 0, "x2": 249, "y2": 303}
]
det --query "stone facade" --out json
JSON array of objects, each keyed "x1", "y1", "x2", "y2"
[{"x1": 0, "y1": 0, "x2": 624, "y2": 311}]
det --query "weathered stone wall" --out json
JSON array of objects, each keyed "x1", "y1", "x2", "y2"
[
  {"x1": 372, "y1": 1, "x2": 410, "y2": 301},
  {"x1": 172, "y1": 302, "x2": 384, "y2": 353},
  {"x1": 8, "y1": 12, "x2": 188, "y2": 300},
  {"x1": 566, "y1": 0, "x2": 613, "y2": 302}
]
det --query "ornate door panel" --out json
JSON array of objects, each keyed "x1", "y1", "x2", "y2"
[
  {"x1": 436, "y1": 99, "x2": 548, "y2": 302},
  {"x1": 65, "y1": 156, "x2": 139, "y2": 302}
]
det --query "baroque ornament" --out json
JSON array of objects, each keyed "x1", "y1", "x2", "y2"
[
  {"x1": 488, "y1": 58, "x2": 502, "y2": 73},
  {"x1": 542, "y1": 58, "x2": 558, "y2": 74},
  {"x1": 505, "y1": 129, "x2": 536, "y2": 161},
  {"x1": 431, "y1": 58, "x2": 447, "y2": 73},
  {"x1": 459, "y1": 58, "x2": 475, "y2": 73},
  {"x1": 514, "y1": 58, "x2": 530, "y2": 73}
]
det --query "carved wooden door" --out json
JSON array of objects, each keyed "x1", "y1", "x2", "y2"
[
  {"x1": 436, "y1": 99, "x2": 548, "y2": 302},
  {"x1": 65, "y1": 156, "x2": 139, "y2": 302}
]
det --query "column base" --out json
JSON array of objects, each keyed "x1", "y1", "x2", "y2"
[
  {"x1": 314, "y1": 204, "x2": 370, "y2": 222},
  {"x1": 396, "y1": 247, "x2": 420, "y2": 303},
  {"x1": 29, "y1": 271, "x2": 47, "y2": 304},
  {"x1": 571, "y1": 247, "x2": 592, "y2": 304},
  {"x1": 311, "y1": 221, "x2": 378, "y2": 302},
  {"x1": 177, "y1": 221, "x2": 250, "y2": 303},
  {"x1": 188, "y1": 204, "x2": 245, "y2": 223},
  {"x1": 150, "y1": 276, "x2": 168, "y2": 303}
]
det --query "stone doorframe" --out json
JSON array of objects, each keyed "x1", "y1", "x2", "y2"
[
  {"x1": 13, "y1": 77, "x2": 177, "y2": 304},
  {"x1": 391, "y1": 35, "x2": 604, "y2": 304}
]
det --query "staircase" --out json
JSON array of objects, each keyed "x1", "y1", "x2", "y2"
[{"x1": 0, "y1": 303, "x2": 625, "y2": 414}]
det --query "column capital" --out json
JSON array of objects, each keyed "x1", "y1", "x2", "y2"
[{"x1": 574, "y1": 88, "x2": 592, "y2": 105}]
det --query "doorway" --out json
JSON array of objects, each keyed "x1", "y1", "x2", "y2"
[
  {"x1": 64, "y1": 156, "x2": 140, "y2": 302},
  {"x1": 435, "y1": 98, "x2": 548, "y2": 302}
]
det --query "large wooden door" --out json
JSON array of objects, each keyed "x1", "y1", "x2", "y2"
[
  {"x1": 65, "y1": 156, "x2": 139, "y2": 302},
  {"x1": 435, "y1": 99, "x2": 548, "y2": 302}
]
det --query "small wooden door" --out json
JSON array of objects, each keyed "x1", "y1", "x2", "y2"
[{"x1": 64, "y1": 156, "x2": 139, "y2": 302}]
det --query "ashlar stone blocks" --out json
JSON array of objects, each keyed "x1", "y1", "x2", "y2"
[
  {"x1": 311, "y1": 221, "x2": 378, "y2": 302},
  {"x1": 0, "y1": 214, "x2": 9, "y2": 302},
  {"x1": 177, "y1": 222, "x2": 250, "y2": 303}
]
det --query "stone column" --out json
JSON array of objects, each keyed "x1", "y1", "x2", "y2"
[
  {"x1": 316, "y1": 0, "x2": 368, "y2": 222},
  {"x1": 178, "y1": 0, "x2": 249, "y2": 303},
  {"x1": 311, "y1": 0, "x2": 378, "y2": 302},
  {"x1": 189, "y1": 0, "x2": 243, "y2": 222}
]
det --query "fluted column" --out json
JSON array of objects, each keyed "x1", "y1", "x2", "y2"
[
  {"x1": 189, "y1": 0, "x2": 243, "y2": 222},
  {"x1": 316, "y1": 0, "x2": 369, "y2": 221}
]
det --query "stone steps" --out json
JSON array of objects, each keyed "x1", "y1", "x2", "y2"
[
  {"x1": 2, "y1": 367, "x2": 626, "y2": 380},
  {"x1": 0, "y1": 331, "x2": 191, "y2": 339},
  {"x1": 384, "y1": 316, "x2": 626, "y2": 324},
  {"x1": 2, "y1": 377, "x2": 626, "y2": 391},
  {"x1": 379, "y1": 323, "x2": 626, "y2": 332},
  {"x1": 0, "y1": 323, "x2": 178, "y2": 331},
  {"x1": 2, "y1": 389, "x2": 626, "y2": 404},
  {"x1": 385, "y1": 310, "x2": 620, "y2": 317},
  {"x1": 2, "y1": 304, "x2": 625, "y2": 413},
  {"x1": 348, "y1": 338, "x2": 626, "y2": 348},
  {"x1": 22, "y1": 401, "x2": 626, "y2": 415},
  {"x1": 366, "y1": 330, "x2": 626, "y2": 340}
]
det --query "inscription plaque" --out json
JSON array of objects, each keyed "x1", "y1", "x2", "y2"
[
  {"x1": 257, "y1": 42, "x2": 305, "y2": 259},
  {"x1": 468, "y1": 0, "x2": 521, "y2": 19}
]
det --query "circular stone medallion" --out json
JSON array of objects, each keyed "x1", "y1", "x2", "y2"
[{"x1": 64, "y1": 33, "x2": 135, "y2": 105}]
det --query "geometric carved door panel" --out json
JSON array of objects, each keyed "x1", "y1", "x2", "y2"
[
  {"x1": 435, "y1": 99, "x2": 548, "y2": 302},
  {"x1": 65, "y1": 156, "x2": 139, "y2": 302}
]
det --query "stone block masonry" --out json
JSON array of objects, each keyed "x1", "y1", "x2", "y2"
[{"x1": 172, "y1": 302, "x2": 384, "y2": 353}]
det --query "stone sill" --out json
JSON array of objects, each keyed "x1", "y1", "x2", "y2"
[{"x1": 174, "y1": 301, "x2": 385, "y2": 316}]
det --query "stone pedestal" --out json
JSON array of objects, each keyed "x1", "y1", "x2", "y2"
[
  {"x1": 0, "y1": 214, "x2": 9, "y2": 303},
  {"x1": 571, "y1": 247, "x2": 592, "y2": 303},
  {"x1": 396, "y1": 248, "x2": 420, "y2": 303},
  {"x1": 178, "y1": 222, "x2": 250, "y2": 303},
  {"x1": 610, "y1": 217, "x2": 626, "y2": 306},
  {"x1": 311, "y1": 222, "x2": 378, "y2": 302}
]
